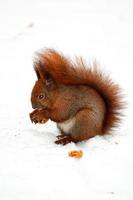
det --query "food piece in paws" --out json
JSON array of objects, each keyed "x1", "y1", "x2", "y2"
[
  {"x1": 30, "y1": 109, "x2": 49, "y2": 124},
  {"x1": 68, "y1": 150, "x2": 83, "y2": 158}
]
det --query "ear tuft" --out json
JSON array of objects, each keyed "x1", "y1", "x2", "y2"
[
  {"x1": 34, "y1": 62, "x2": 40, "y2": 79},
  {"x1": 34, "y1": 61, "x2": 45, "y2": 80}
]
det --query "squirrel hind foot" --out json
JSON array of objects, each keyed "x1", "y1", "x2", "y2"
[{"x1": 55, "y1": 135, "x2": 73, "y2": 145}]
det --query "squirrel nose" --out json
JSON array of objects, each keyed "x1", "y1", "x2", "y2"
[{"x1": 32, "y1": 102, "x2": 38, "y2": 109}]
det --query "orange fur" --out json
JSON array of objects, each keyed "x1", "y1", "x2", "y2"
[{"x1": 34, "y1": 49, "x2": 124, "y2": 134}]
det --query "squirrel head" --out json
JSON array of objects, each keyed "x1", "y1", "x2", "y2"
[{"x1": 31, "y1": 62, "x2": 56, "y2": 110}]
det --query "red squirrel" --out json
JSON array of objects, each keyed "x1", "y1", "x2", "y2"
[{"x1": 30, "y1": 49, "x2": 124, "y2": 145}]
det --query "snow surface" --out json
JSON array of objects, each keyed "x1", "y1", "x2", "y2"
[{"x1": 0, "y1": 0, "x2": 133, "y2": 199}]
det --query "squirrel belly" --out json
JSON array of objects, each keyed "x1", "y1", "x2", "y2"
[
  {"x1": 57, "y1": 117, "x2": 76, "y2": 134},
  {"x1": 30, "y1": 48, "x2": 124, "y2": 144}
]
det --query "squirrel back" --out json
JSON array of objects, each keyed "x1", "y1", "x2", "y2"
[{"x1": 33, "y1": 49, "x2": 124, "y2": 135}]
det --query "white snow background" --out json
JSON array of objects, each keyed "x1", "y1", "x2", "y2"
[{"x1": 0, "y1": 0, "x2": 133, "y2": 199}]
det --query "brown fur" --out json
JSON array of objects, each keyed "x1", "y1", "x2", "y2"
[
  {"x1": 34, "y1": 49, "x2": 124, "y2": 133},
  {"x1": 30, "y1": 49, "x2": 124, "y2": 144}
]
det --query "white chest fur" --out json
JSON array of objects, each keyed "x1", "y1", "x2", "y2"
[{"x1": 57, "y1": 117, "x2": 75, "y2": 134}]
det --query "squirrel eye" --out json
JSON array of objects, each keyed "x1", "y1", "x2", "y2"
[{"x1": 38, "y1": 94, "x2": 45, "y2": 100}]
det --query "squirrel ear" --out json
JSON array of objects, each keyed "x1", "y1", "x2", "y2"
[
  {"x1": 34, "y1": 61, "x2": 55, "y2": 89},
  {"x1": 45, "y1": 72, "x2": 55, "y2": 90},
  {"x1": 34, "y1": 66, "x2": 40, "y2": 79},
  {"x1": 34, "y1": 62, "x2": 45, "y2": 80}
]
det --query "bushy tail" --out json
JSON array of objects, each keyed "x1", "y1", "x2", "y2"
[{"x1": 34, "y1": 49, "x2": 124, "y2": 134}]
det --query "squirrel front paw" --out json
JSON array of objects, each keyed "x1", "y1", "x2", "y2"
[{"x1": 30, "y1": 109, "x2": 48, "y2": 124}]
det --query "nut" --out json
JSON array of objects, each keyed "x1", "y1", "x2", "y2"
[{"x1": 68, "y1": 150, "x2": 83, "y2": 158}]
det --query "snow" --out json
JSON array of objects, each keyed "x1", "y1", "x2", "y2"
[{"x1": 0, "y1": 0, "x2": 133, "y2": 199}]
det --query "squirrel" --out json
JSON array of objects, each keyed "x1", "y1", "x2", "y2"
[{"x1": 30, "y1": 49, "x2": 124, "y2": 145}]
